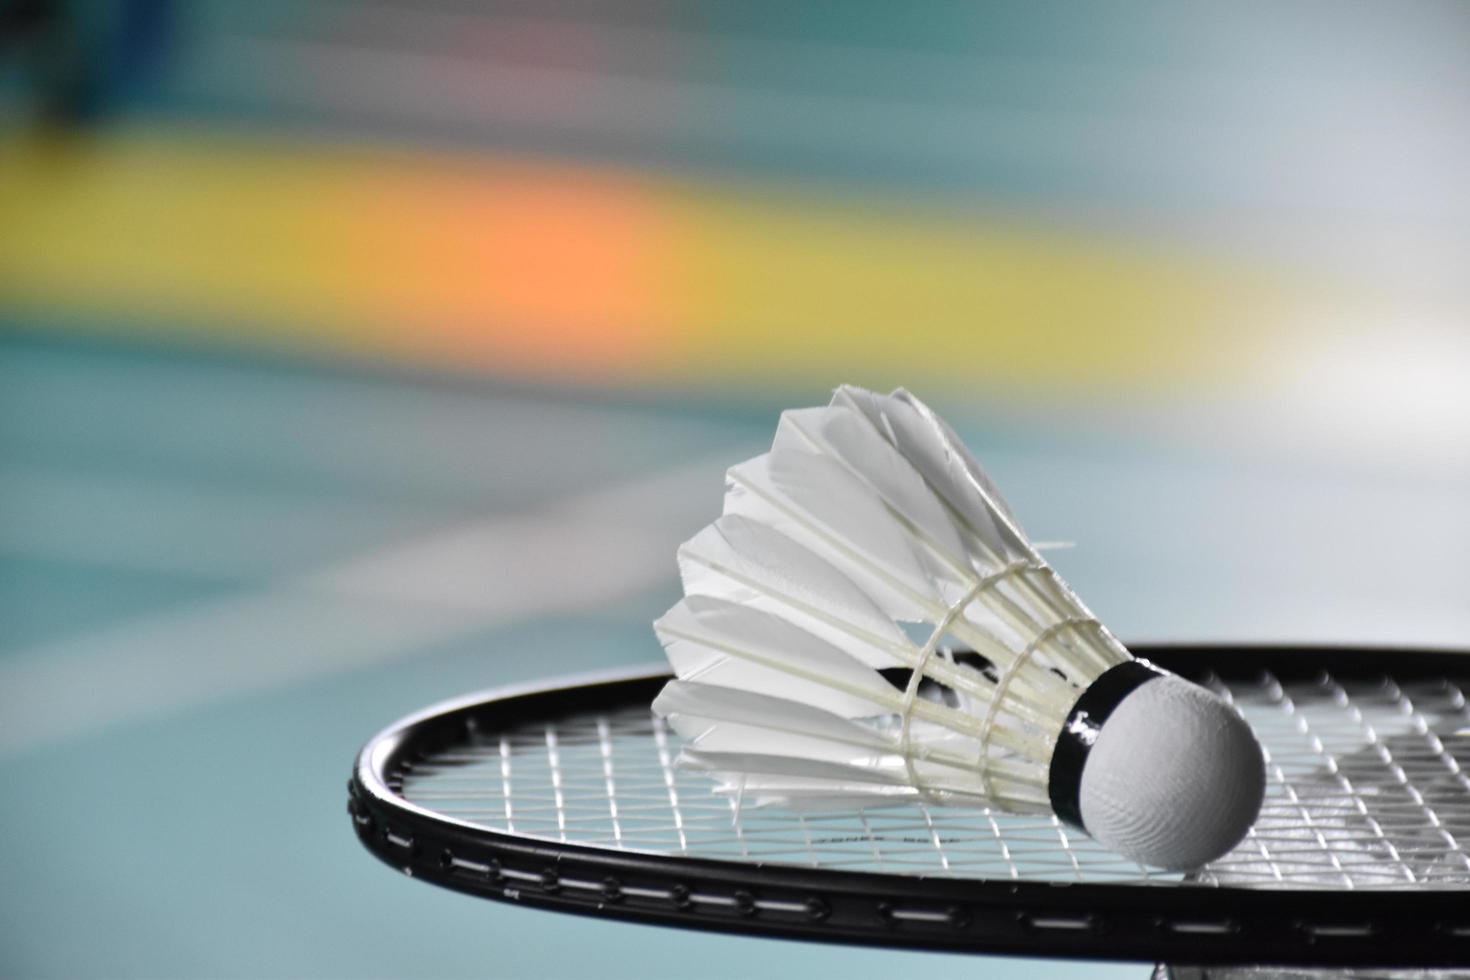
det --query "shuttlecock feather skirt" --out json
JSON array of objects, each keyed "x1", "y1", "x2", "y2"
[
  {"x1": 657, "y1": 537, "x2": 1131, "y2": 815},
  {"x1": 654, "y1": 385, "x2": 1143, "y2": 817},
  {"x1": 655, "y1": 386, "x2": 1267, "y2": 869}
]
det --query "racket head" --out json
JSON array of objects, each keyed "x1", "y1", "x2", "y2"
[{"x1": 349, "y1": 645, "x2": 1470, "y2": 966}]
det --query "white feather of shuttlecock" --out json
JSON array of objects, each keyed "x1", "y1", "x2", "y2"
[{"x1": 653, "y1": 385, "x2": 1132, "y2": 815}]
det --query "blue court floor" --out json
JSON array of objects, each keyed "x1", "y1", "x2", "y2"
[{"x1": 4, "y1": 333, "x2": 1468, "y2": 977}]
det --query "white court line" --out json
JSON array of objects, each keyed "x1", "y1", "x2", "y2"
[
  {"x1": 0, "y1": 464, "x2": 454, "y2": 580},
  {"x1": 0, "y1": 347, "x2": 735, "y2": 508},
  {"x1": 0, "y1": 455, "x2": 734, "y2": 756}
]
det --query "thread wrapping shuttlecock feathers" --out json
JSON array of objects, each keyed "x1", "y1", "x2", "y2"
[{"x1": 652, "y1": 385, "x2": 1265, "y2": 870}]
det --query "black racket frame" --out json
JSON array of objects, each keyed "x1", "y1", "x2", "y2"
[{"x1": 349, "y1": 645, "x2": 1470, "y2": 966}]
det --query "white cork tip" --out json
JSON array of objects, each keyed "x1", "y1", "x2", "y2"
[{"x1": 1079, "y1": 673, "x2": 1266, "y2": 870}]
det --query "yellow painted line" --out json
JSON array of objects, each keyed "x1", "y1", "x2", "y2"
[
  {"x1": 0, "y1": 130, "x2": 681, "y2": 378},
  {"x1": 667, "y1": 189, "x2": 1288, "y2": 393},
  {"x1": 1, "y1": 126, "x2": 1308, "y2": 392}
]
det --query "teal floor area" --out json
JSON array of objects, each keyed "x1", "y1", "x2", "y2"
[
  {"x1": 3, "y1": 334, "x2": 1467, "y2": 978},
  {"x1": 0, "y1": 335, "x2": 1144, "y2": 978}
]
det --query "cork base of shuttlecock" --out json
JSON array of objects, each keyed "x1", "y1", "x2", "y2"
[{"x1": 1074, "y1": 672, "x2": 1266, "y2": 870}]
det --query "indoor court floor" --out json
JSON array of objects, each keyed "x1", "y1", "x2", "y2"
[{"x1": 3, "y1": 331, "x2": 1467, "y2": 978}]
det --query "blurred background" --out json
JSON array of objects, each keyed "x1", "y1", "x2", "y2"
[{"x1": 1, "y1": 2, "x2": 1467, "y2": 977}]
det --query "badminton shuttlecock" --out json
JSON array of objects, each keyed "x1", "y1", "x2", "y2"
[{"x1": 652, "y1": 386, "x2": 1265, "y2": 870}]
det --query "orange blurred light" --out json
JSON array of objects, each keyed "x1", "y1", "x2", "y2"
[{"x1": 338, "y1": 157, "x2": 680, "y2": 376}]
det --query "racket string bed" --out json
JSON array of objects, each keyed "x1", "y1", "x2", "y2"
[
  {"x1": 352, "y1": 649, "x2": 1470, "y2": 966},
  {"x1": 397, "y1": 668, "x2": 1470, "y2": 890},
  {"x1": 1206, "y1": 672, "x2": 1470, "y2": 890}
]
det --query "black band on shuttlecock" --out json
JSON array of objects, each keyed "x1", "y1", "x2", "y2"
[{"x1": 1047, "y1": 659, "x2": 1169, "y2": 832}]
